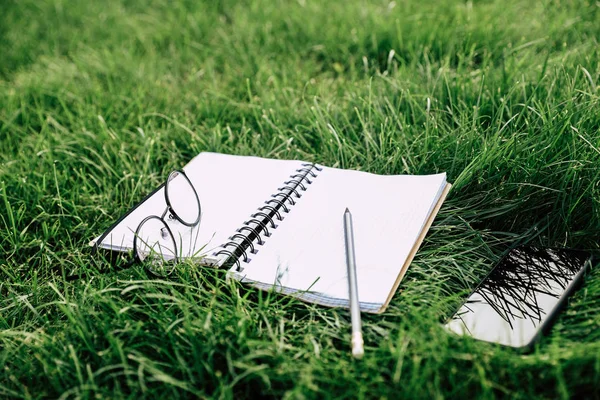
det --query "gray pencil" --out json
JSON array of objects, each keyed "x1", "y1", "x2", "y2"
[{"x1": 344, "y1": 207, "x2": 364, "y2": 358}]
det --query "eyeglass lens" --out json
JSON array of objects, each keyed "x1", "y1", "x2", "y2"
[{"x1": 135, "y1": 216, "x2": 178, "y2": 276}]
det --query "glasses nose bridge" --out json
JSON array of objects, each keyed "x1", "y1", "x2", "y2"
[
  {"x1": 159, "y1": 205, "x2": 176, "y2": 239},
  {"x1": 160, "y1": 204, "x2": 181, "y2": 237},
  {"x1": 160, "y1": 205, "x2": 170, "y2": 220}
]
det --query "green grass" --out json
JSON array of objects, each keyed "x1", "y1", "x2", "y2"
[{"x1": 1, "y1": 0, "x2": 600, "y2": 397}]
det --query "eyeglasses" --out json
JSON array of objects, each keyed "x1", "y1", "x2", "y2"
[{"x1": 133, "y1": 170, "x2": 201, "y2": 276}]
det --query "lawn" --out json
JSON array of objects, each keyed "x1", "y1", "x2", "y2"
[{"x1": 1, "y1": 0, "x2": 599, "y2": 398}]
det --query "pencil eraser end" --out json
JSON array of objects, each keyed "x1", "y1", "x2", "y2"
[{"x1": 352, "y1": 332, "x2": 364, "y2": 359}]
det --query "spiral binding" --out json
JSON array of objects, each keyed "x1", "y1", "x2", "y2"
[
  {"x1": 257, "y1": 205, "x2": 283, "y2": 221},
  {"x1": 265, "y1": 198, "x2": 290, "y2": 213},
  {"x1": 213, "y1": 162, "x2": 322, "y2": 271},
  {"x1": 250, "y1": 212, "x2": 278, "y2": 228}
]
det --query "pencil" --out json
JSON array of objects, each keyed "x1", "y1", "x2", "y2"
[{"x1": 344, "y1": 207, "x2": 364, "y2": 358}]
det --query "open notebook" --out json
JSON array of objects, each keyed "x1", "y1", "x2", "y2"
[{"x1": 93, "y1": 152, "x2": 450, "y2": 313}]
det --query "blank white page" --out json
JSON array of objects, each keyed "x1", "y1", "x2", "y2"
[
  {"x1": 242, "y1": 166, "x2": 447, "y2": 308},
  {"x1": 96, "y1": 153, "x2": 304, "y2": 261}
]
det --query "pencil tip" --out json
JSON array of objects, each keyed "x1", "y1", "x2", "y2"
[{"x1": 345, "y1": 207, "x2": 350, "y2": 213}]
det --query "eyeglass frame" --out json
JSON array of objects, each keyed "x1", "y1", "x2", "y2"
[
  {"x1": 132, "y1": 169, "x2": 201, "y2": 272},
  {"x1": 65, "y1": 169, "x2": 201, "y2": 281}
]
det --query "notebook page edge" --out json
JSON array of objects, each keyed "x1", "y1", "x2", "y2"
[
  {"x1": 375, "y1": 182, "x2": 452, "y2": 314},
  {"x1": 238, "y1": 278, "x2": 385, "y2": 313}
]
